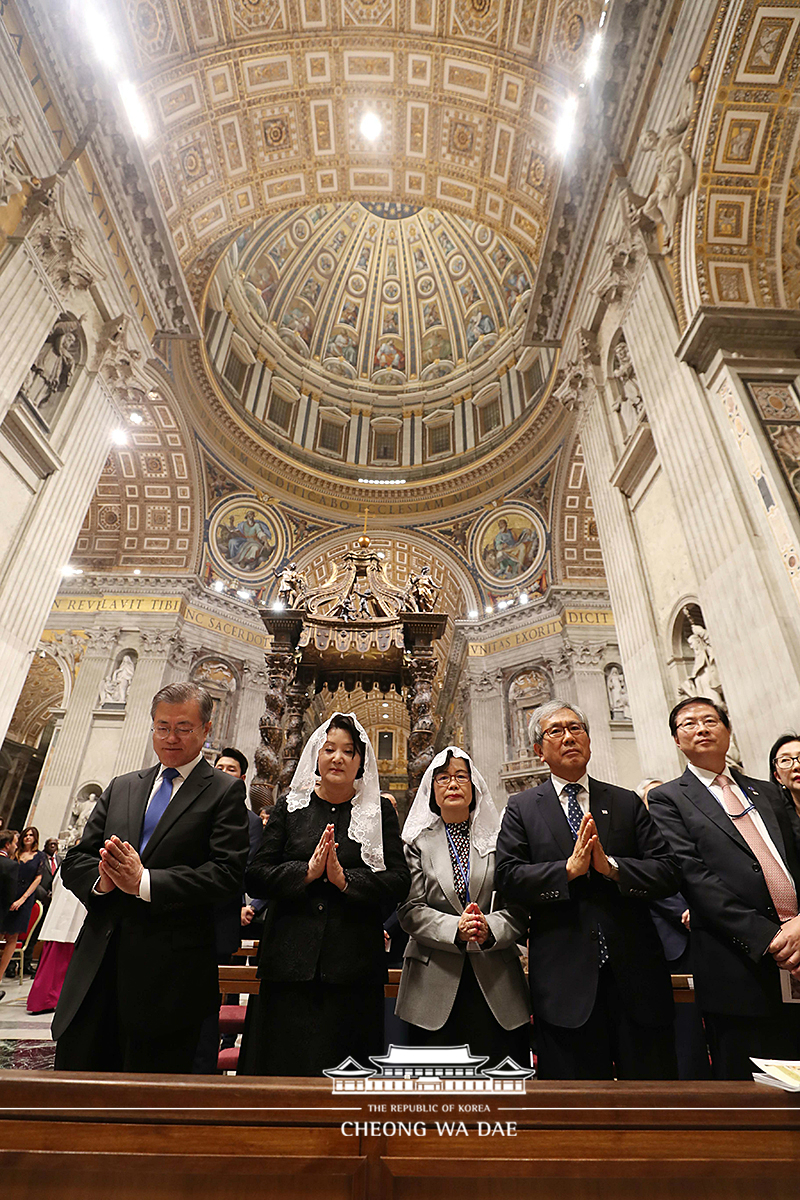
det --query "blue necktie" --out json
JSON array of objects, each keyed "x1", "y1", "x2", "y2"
[
  {"x1": 563, "y1": 783, "x2": 609, "y2": 967},
  {"x1": 139, "y1": 767, "x2": 180, "y2": 854}
]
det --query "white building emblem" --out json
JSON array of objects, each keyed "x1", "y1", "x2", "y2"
[{"x1": 324, "y1": 1044, "x2": 534, "y2": 1093}]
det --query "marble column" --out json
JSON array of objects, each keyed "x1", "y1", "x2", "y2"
[
  {"x1": 569, "y1": 646, "x2": 616, "y2": 783},
  {"x1": 467, "y1": 665, "x2": 505, "y2": 809},
  {"x1": 0, "y1": 239, "x2": 61, "y2": 421},
  {"x1": 624, "y1": 262, "x2": 800, "y2": 766},
  {"x1": 29, "y1": 627, "x2": 118, "y2": 835},
  {"x1": 236, "y1": 662, "x2": 269, "y2": 806},
  {"x1": 113, "y1": 631, "x2": 174, "y2": 776},
  {"x1": 0, "y1": 370, "x2": 120, "y2": 745},
  {"x1": 579, "y1": 397, "x2": 683, "y2": 780}
]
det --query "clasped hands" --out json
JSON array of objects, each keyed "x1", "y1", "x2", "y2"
[
  {"x1": 768, "y1": 913, "x2": 800, "y2": 978},
  {"x1": 566, "y1": 813, "x2": 616, "y2": 881},
  {"x1": 458, "y1": 901, "x2": 489, "y2": 946},
  {"x1": 306, "y1": 824, "x2": 347, "y2": 890},
  {"x1": 97, "y1": 835, "x2": 143, "y2": 895}
]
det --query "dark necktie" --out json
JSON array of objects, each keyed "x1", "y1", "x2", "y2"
[
  {"x1": 140, "y1": 767, "x2": 180, "y2": 854},
  {"x1": 563, "y1": 782, "x2": 609, "y2": 967}
]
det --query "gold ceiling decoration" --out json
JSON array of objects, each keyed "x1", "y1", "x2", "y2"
[{"x1": 111, "y1": 0, "x2": 598, "y2": 275}]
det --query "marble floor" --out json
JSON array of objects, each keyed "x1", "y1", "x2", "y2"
[{"x1": 0, "y1": 977, "x2": 57, "y2": 1070}]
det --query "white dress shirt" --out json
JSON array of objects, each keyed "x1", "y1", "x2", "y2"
[
  {"x1": 688, "y1": 762, "x2": 794, "y2": 888},
  {"x1": 550, "y1": 772, "x2": 590, "y2": 821},
  {"x1": 95, "y1": 752, "x2": 205, "y2": 902}
]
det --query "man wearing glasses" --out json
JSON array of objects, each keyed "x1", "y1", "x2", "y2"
[
  {"x1": 496, "y1": 700, "x2": 680, "y2": 1080},
  {"x1": 648, "y1": 697, "x2": 800, "y2": 1079},
  {"x1": 53, "y1": 682, "x2": 249, "y2": 1072}
]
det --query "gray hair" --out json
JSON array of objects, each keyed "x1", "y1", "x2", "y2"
[
  {"x1": 150, "y1": 682, "x2": 213, "y2": 724},
  {"x1": 528, "y1": 699, "x2": 590, "y2": 747}
]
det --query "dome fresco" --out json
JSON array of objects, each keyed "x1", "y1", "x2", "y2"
[{"x1": 219, "y1": 201, "x2": 534, "y2": 394}]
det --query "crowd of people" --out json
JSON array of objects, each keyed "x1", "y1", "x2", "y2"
[{"x1": 2, "y1": 681, "x2": 799, "y2": 1083}]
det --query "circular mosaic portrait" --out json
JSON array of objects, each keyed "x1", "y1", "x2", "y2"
[
  {"x1": 473, "y1": 504, "x2": 546, "y2": 585},
  {"x1": 208, "y1": 497, "x2": 284, "y2": 584}
]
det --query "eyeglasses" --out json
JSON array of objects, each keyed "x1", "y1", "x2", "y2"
[
  {"x1": 433, "y1": 772, "x2": 471, "y2": 787},
  {"x1": 776, "y1": 753, "x2": 800, "y2": 769},
  {"x1": 542, "y1": 722, "x2": 586, "y2": 741},
  {"x1": 676, "y1": 717, "x2": 722, "y2": 732},
  {"x1": 152, "y1": 723, "x2": 203, "y2": 739}
]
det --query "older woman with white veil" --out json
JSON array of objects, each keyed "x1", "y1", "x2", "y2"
[
  {"x1": 396, "y1": 747, "x2": 531, "y2": 1066},
  {"x1": 243, "y1": 713, "x2": 410, "y2": 1076}
]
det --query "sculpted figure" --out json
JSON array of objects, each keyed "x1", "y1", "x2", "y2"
[
  {"x1": 637, "y1": 112, "x2": 695, "y2": 253},
  {"x1": 18, "y1": 318, "x2": 81, "y2": 414}
]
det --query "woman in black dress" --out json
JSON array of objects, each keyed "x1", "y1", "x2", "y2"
[
  {"x1": 0, "y1": 826, "x2": 45, "y2": 986},
  {"x1": 243, "y1": 713, "x2": 410, "y2": 1076}
]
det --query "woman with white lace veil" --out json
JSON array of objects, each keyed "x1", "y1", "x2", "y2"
[
  {"x1": 396, "y1": 747, "x2": 531, "y2": 1066},
  {"x1": 243, "y1": 713, "x2": 410, "y2": 1076}
]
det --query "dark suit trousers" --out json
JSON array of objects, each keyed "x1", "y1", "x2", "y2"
[
  {"x1": 54, "y1": 930, "x2": 204, "y2": 1073},
  {"x1": 703, "y1": 1005, "x2": 800, "y2": 1081},
  {"x1": 534, "y1": 965, "x2": 678, "y2": 1081}
]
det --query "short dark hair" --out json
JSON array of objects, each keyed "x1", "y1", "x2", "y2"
[
  {"x1": 323, "y1": 713, "x2": 366, "y2": 778},
  {"x1": 150, "y1": 682, "x2": 213, "y2": 724},
  {"x1": 44, "y1": 838, "x2": 59, "y2": 853},
  {"x1": 429, "y1": 749, "x2": 476, "y2": 815},
  {"x1": 215, "y1": 747, "x2": 249, "y2": 776},
  {"x1": 668, "y1": 696, "x2": 730, "y2": 736},
  {"x1": 0, "y1": 829, "x2": 18, "y2": 850},
  {"x1": 769, "y1": 733, "x2": 800, "y2": 784}
]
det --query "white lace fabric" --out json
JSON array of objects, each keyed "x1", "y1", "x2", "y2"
[
  {"x1": 402, "y1": 745, "x2": 500, "y2": 857},
  {"x1": 285, "y1": 711, "x2": 385, "y2": 872}
]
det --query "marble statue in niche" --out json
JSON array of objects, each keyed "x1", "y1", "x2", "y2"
[
  {"x1": 677, "y1": 606, "x2": 742, "y2": 769},
  {"x1": 611, "y1": 336, "x2": 645, "y2": 438},
  {"x1": 17, "y1": 316, "x2": 82, "y2": 419},
  {"x1": 0, "y1": 108, "x2": 27, "y2": 207},
  {"x1": 606, "y1": 664, "x2": 631, "y2": 720},
  {"x1": 98, "y1": 651, "x2": 137, "y2": 707},
  {"x1": 508, "y1": 668, "x2": 551, "y2": 758}
]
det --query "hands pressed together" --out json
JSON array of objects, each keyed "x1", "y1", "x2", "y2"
[
  {"x1": 768, "y1": 913, "x2": 800, "y2": 979},
  {"x1": 458, "y1": 900, "x2": 490, "y2": 946},
  {"x1": 566, "y1": 813, "x2": 617, "y2": 881},
  {"x1": 306, "y1": 824, "x2": 347, "y2": 890},
  {"x1": 97, "y1": 835, "x2": 144, "y2": 895}
]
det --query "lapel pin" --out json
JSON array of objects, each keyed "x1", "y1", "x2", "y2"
[{"x1": 601, "y1": 810, "x2": 608, "y2": 815}]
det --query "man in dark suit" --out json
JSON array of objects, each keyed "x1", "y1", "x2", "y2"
[
  {"x1": 496, "y1": 700, "x2": 680, "y2": 1080},
  {"x1": 648, "y1": 697, "x2": 800, "y2": 1079},
  {"x1": 0, "y1": 829, "x2": 20, "y2": 1001},
  {"x1": 53, "y1": 682, "x2": 249, "y2": 1073}
]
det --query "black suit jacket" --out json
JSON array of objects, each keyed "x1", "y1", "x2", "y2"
[
  {"x1": 0, "y1": 853, "x2": 19, "y2": 927},
  {"x1": 214, "y1": 808, "x2": 265, "y2": 956},
  {"x1": 53, "y1": 758, "x2": 249, "y2": 1041},
  {"x1": 246, "y1": 793, "x2": 410, "y2": 986},
  {"x1": 495, "y1": 777, "x2": 680, "y2": 1029},
  {"x1": 648, "y1": 767, "x2": 800, "y2": 1016},
  {"x1": 38, "y1": 853, "x2": 62, "y2": 896}
]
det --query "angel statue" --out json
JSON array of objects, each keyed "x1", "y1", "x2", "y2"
[
  {"x1": 636, "y1": 107, "x2": 695, "y2": 254},
  {"x1": 404, "y1": 565, "x2": 440, "y2": 612},
  {"x1": 274, "y1": 561, "x2": 307, "y2": 609}
]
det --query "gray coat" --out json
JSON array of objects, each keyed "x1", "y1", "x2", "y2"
[{"x1": 395, "y1": 823, "x2": 530, "y2": 1031}]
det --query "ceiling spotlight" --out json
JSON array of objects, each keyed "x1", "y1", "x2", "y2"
[
  {"x1": 498, "y1": 600, "x2": 508, "y2": 610},
  {"x1": 382, "y1": 713, "x2": 390, "y2": 719},
  {"x1": 382, "y1": 702, "x2": 389, "y2": 708},
  {"x1": 554, "y1": 95, "x2": 578, "y2": 155},
  {"x1": 519, "y1": 592, "x2": 528, "y2": 604},
  {"x1": 146, "y1": 390, "x2": 160, "y2": 401},
  {"x1": 61, "y1": 565, "x2": 83, "y2": 577},
  {"x1": 212, "y1": 580, "x2": 226, "y2": 593},
  {"x1": 485, "y1": 605, "x2": 493, "y2": 615},
  {"x1": 111, "y1": 428, "x2": 128, "y2": 445},
  {"x1": 468, "y1": 609, "x2": 478, "y2": 620},
  {"x1": 129, "y1": 411, "x2": 144, "y2": 425},
  {"x1": 236, "y1": 589, "x2": 253, "y2": 600},
  {"x1": 133, "y1": 569, "x2": 141, "y2": 576},
  {"x1": 272, "y1": 600, "x2": 285, "y2": 611},
  {"x1": 360, "y1": 111, "x2": 382, "y2": 142}
]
